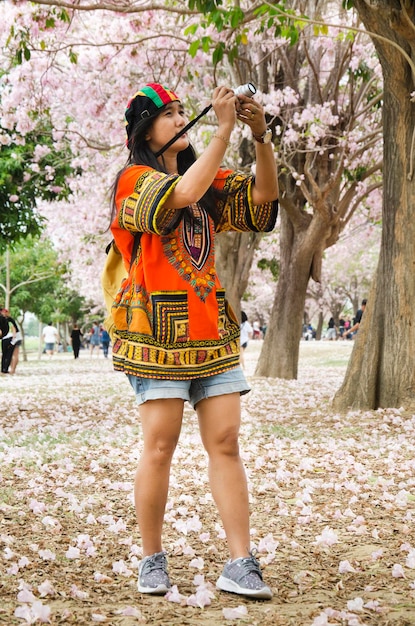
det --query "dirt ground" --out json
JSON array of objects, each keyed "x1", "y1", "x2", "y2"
[{"x1": 1, "y1": 342, "x2": 415, "y2": 625}]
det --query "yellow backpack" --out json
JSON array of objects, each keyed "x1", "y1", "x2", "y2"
[
  {"x1": 101, "y1": 235, "x2": 142, "y2": 338},
  {"x1": 101, "y1": 241, "x2": 127, "y2": 338}
]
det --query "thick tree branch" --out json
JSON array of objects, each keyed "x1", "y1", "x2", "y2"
[{"x1": 24, "y1": 0, "x2": 197, "y2": 15}]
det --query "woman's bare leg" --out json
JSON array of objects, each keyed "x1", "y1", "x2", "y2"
[
  {"x1": 196, "y1": 393, "x2": 250, "y2": 559},
  {"x1": 10, "y1": 346, "x2": 19, "y2": 374},
  {"x1": 135, "y1": 398, "x2": 184, "y2": 556}
]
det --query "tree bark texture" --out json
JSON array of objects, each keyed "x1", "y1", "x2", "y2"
[
  {"x1": 255, "y1": 208, "x2": 332, "y2": 378},
  {"x1": 333, "y1": 0, "x2": 415, "y2": 410}
]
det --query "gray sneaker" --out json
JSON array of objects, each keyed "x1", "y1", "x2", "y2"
[
  {"x1": 216, "y1": 552, "x2": 272, "y2": 600},
  {"x1": 138, "y1": 551, "x2": 171, "y2": 594}
]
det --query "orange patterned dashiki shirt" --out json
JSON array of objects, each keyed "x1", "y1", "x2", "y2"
[{"x1": 110, "y1": 165, "x2": 278, "y2": 380}]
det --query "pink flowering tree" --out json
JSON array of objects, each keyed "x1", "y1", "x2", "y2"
[
  {"x1": 181, "y1": 1, "x2": 415, "y2": 407},
  {"x1": 2, "y1": 1, "x2": 392, "y2": 392}
]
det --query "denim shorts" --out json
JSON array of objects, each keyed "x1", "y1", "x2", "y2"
[{"x1": 127, "y1": 366, "x2": 250, "y2": 409}]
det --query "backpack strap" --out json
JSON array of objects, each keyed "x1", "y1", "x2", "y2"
[
  {"x1": 105, "y1": 231, "x2": 143, "y2": 269},
  {"x1": 129, "y1": 231, "x2": 142, "y2": 270}
]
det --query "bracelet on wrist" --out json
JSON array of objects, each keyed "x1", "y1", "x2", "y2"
[
  {"x1": 252, "y1": 128, "x2": 272, "y2": 144},
  {"x1": 212, "y1": 133, "x2": 230, "y2": 146}
]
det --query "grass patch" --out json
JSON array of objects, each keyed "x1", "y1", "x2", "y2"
[{"x1": 261, "y1": 423, "x2": 306, "y2": 440}]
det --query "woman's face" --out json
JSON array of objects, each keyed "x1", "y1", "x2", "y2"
[{"x1": 146, "y1": 101, "x2": 189, "y2": 154}]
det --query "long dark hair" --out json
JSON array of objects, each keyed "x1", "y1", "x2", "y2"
[{"x1": 110, "y1": 106, "x2": 222, "y2": 227}]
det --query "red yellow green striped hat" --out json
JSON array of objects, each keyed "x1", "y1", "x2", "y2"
[{"x1": 125, "y1": 83, "x2": 180, "y2": 145}]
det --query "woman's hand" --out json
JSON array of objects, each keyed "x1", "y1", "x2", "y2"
[
  {"x1": 235, "y1": 94, "x2": 278, "y2": 205},
  {"x1": 211, "y1": 86, "x2": 237, "y2": 131},
  {"x1": 236, "y1": 94, "x2": 267, "y2": 137}
]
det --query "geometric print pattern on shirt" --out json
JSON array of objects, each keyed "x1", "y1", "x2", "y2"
[
  {"x1": 161, "y1": 204, "x2": 216, "y2": 302},
  {"x1": 112, "y1": 289, "x2": 241, "y2": 380}
]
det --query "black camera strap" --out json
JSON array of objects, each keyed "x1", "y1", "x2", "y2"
[{"x1": 154, "y1": 104, "x2": 212, "y2": 158}]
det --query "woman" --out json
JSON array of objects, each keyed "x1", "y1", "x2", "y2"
[
  {"x1": 109, "y1": 83, "x2": 278, "y2": 599},
  {"x1": 100, "y1": 326, "x2": 110, "y2": 358},
  {"x1": 70, "y1": 323, "x2": 83, "y2": 359},
  {"x1": 89, "y1": 321, "x2": 100, "y2": 356}
]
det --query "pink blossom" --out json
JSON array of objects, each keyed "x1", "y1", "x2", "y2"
[
  {"x1": 33, "y1": 144, "x2": 51, "y2": 161},
  {"x1": 405, "y1": 550, "x2": 415, "y2": 568},
  {"x1": 65, "y1": 546, "x2": 81, "y2": 559},
  {"x1": 222, "y1": 605, "x2": 248, "y2": 619},
  {"x1": 70, "y1": 585, "x2": 89, "y2": 600},
  {"x1": 93, "y1": 572, "x2": 113, "y2": 583},
  {"x1": 31, "y1": 600, "x2": 52, "y2": 623},
  {"x1": 17, "y1": 589, "x2": 37, "y2": 603},
  {"x1": 314, "y1": 526, "x2": 339, "y2": 547},
  {"x1": 112, "y1": 560, "x2": 133, "y2": 577},
  {"x1": 392, "y1": 564, "x2": 406, "y2": 578},
  {"x1": 189, "y1": 557, "x2": 204, "y2": 570},
  {"x1": 37, "y1": 581, "x2": 56, "y2": 597},
  {"x1": 41, "y1": 516, "x2": 61, "y2": 530},
  {"x1": 4, "y1": 547, "x2": 15, "y2": 560},
  {"x1": 338, "y1": 560, "x2": 356, "y2": 573},
  {"x1": 165, "y1": 585, "x2": 186, "y2": 604},
  {"x1": 257, "y1": 533, "x2": 279, "y2": 554},
  {"x1": 347, "y1": 597, "x2": 364, "y2": 611},
  {"x1": 15, "y1": 601, "x2": 51, "y2": 624},
  {"x1": 364, "y1": 599, "x2": 382, "y2": 611},
  {"x1": 311, "y1": 614, "x2": 332, "y2": 626},
  {"x1": 115, "y1": 606, "x2": 144, "y2": 618},
  {"x1": 107, "y1": 519, "x2": 127, "y2": 533},
  {"x1": 14, "y1": 605, "x2": 34, "y2": 623},
  {"x1": 29, "y1": 499, "x2": 46, "y2": 514},
  {"x1": 38, "y1": 550, "x2": 56, "y2": 561},
  {"x1": 371, "y1": 549, "x2": 383, "y2": 561},
  {"x1": 76, "y1": 534, "x2": 94, "y2": 550}
]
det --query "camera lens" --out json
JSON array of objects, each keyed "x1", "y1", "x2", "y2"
[{"x1": 234, "y1": 83, "x2": 257, "y2": 97}]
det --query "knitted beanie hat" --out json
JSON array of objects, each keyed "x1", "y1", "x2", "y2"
[{"x1": 125, "y1": 83, "x2": 180, "y2": 147}]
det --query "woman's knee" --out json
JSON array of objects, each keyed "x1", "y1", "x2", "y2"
[
  {"x1": 139, "y1": 399, "x2": 183, "y2": 465},
  {"x1": 205, "y1": 426, "x2": 240, "y2": 458},
  {"x1": 143, "y1": 435, "x2": 179, "y2": 465}
]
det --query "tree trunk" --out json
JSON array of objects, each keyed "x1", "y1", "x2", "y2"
[
  {"x1": 256, "y1": 209, "x2": 329, "y2": 378},
  {"x1": 215, "y1": 231, "x2": 262, "y2": 321},
  {"x1": 334, "y1": 0, "x2": 415, "y2": 410},
  {"x1": 316, "y1": 311, "x2": 324, "y2": 341}
]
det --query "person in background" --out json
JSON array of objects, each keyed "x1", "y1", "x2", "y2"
[
  {"x1": 326, "y1": 317, "x2": 336, "y2": 340},
  {"x1": 100, "y1": 326, "x2": 110, "y2": 358},
  {"x1": 108, "y1": 82, "x2": 278, "y2": 599},
  {"x1": 240, "y1": 311, "x2": 253, "y2": 370},
  {"x1": 343, "y1": 317, "x2": 351, "y2": 339},
  {"x1": 42, "y1": 322, "x2": 60, "y2": 357},
  {"x1": 344, "y1": 299, "x2": 367, "y2": 338},
  {"x1": 89, "y1": 321, "x2": 101, "y2": 356},
  {"x1": 70, "y1": 323, "x2": 83, "y2": 359},
  {"x1": 0, "y1": 307, "x2": 12, "y2": 373},
  {"x1": 1, "y1": 307, "x2": 18, "y2": 373},
  {"x1": 252, "y1": 320, "x2": 261, "y2": 340},
  {"x1": 9, "y1": 320, "x2": 22, "y2": 375}
]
